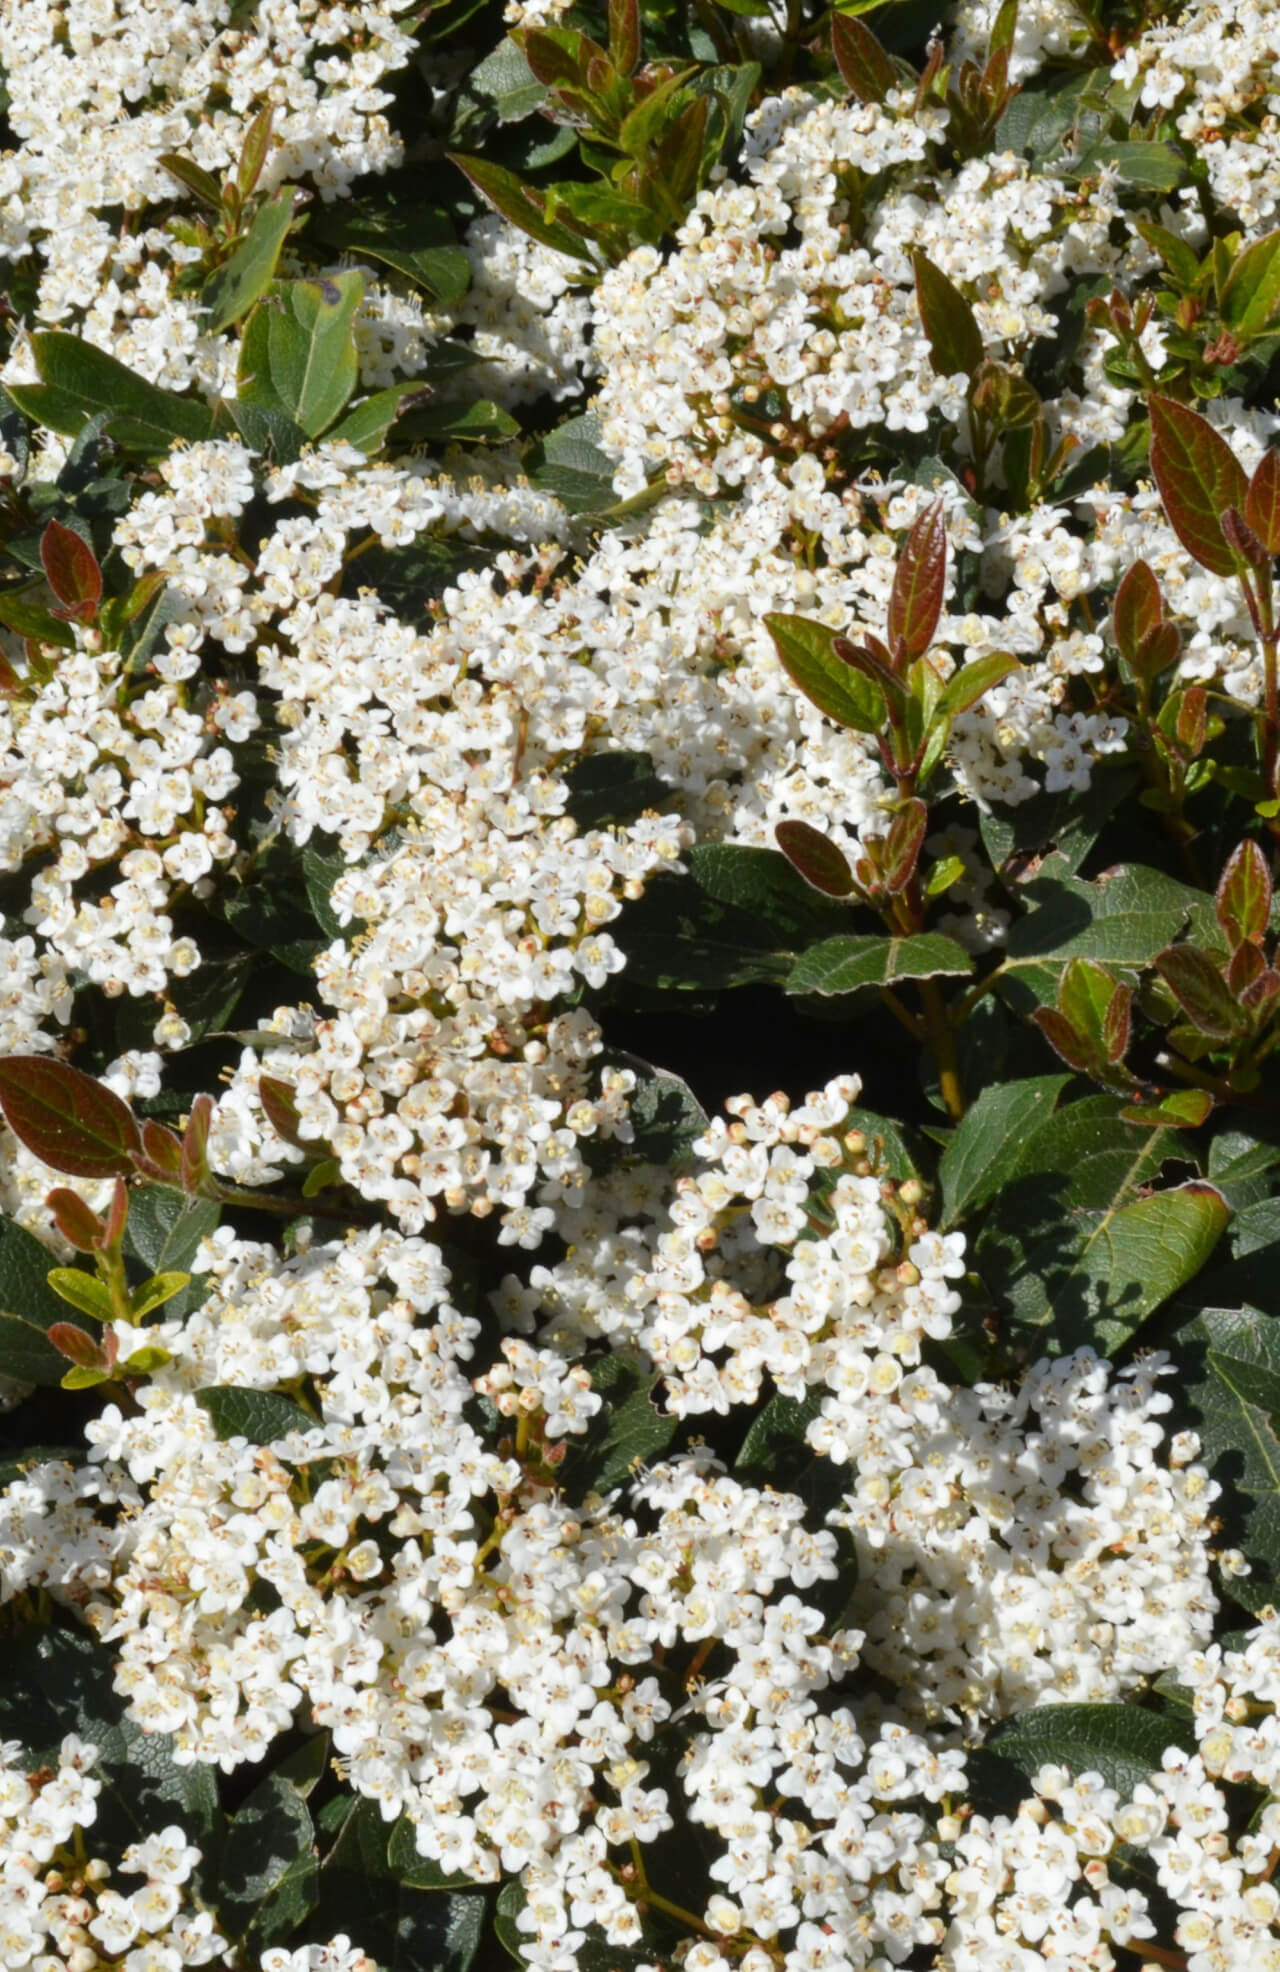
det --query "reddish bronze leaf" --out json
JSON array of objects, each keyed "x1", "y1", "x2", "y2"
[
  {"x1": 1246, "y1": 448, "x2": 1280, "y2": 555},
  {"x1": 39, "y1": 519, "x2": 102, "y2": 621},
  {"x1": 181, "y1": 1092, "x2": 214, "y2": 1192},
  {"x1": 134, "y1": 1119, "x2": 183, "y2": 1185},
  {"x1": 1112, "y1": 559, "x2": 1162, "y2": 667},
  {"x1": 1221, "y1": 506, "x2": 1269, "y2": 568},
  {"x1": 832, "y1": 13, "x2": 895, "y2": 103},
  {"x1": 887, "y1": 501, "x2": 947, "y2": 666},
  {"x1": 1148, "y1": 393, "x2": 1249, "y2": 577},
  {"x1": 1155, "y1": 945, "x2": 1248, "y2": 1039},
  {"x1": 774, "y1": 821, "x2": 857, "y2": 899},
  {"x1": 881, "y1": 798, "x2": 929, "y2": 894},
  {"x1": 46, "y1": 1187, "x2": 104, "y2": 1253},
  {"x1": 47, "y1": 1322, "x2": 107, "y2": 1369},
  {"x1": 1216, "y1": 837, "x2": 1272, "y2": 951},
  {"x1": 259, "y1": 1074, "x2": 309, "y2": 1149},
  {"x1": 1132, "y1": 620, "x2": 1182, "y2": 681},
  {"x1": 0, "y1": 1056, "x2": 141, "y2": 1178}
]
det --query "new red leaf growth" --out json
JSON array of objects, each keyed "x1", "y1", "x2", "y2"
[
  {"x1": 887, "y1": 501, "x2": 947, "y2": 666},
  {"x1": 0, "y1": 1056, "x2": 142, "y2": 1179},
  {"x1": 1148, "y1": 393, "x2": 1250, "y2": 577}
]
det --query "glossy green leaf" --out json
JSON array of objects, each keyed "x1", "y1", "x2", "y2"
[
  {"x1": 1002, "y1": 864, "x2": 1199, "y2": 1007},
  {"x1": 579, "y1": 1354, "x2": 677, "y2": 1492},
  {"x1": 787, "y1": 932, "x2": 972, "y2": 995},
  {"x1": 217, "y1": 1771, "x2": 318, "y2": 1953},
  {"x1": 201, "y1": 188, "x2": 297, "y2": 334},
  {"x1": 938, "y1": 1075, "x2": 1071, "y2": 1229},
  {"x1": 243, "y1": 273, "x2": 365, "y2": 438},
  {"x1": 1179, "y1": 1304, "x2": 1280, "y2": 1603},
  {"x1": 7, "y1": 332, "x2": 214, "y2": 452},
  {"x1": 196, "y1": 1385, "x2": 317, "y2": 1444},
  {"x1": 0, "y1": 1625, "x2": 221, "y2": 1862},
  {"x1": 306, "y1": 183, "x2": 470, "y2": 304},
  {"x1": 765, "y1": 612, "x2": 886, "y2": 733},
  {"x1": 129, "y1": 1271, "x2": 192, "y2": 1319},
  {"x1": 985, "y1": 1702, "x2": 1193, "y2": 1796},
  {"x1": 448, "y1": 152, "x2": 594, "y2": 262},
  {"x1": 998, "y1": 1175, "x2": 1229, "y2": 1353},
  {"x1": 46, "y1": 1268, "x2": 114, "y2": 1322},
  {"x1": 325, "y1": 382, "x2": 429, "y2": 454},
  {"x1": 0, "y1": 1218, "x2": 95, "y2": 1384},
  {"x1": 1149, "y1": 392, "x2": 1249, "y2": 577},
  {"x1": 1219, "y1": 227, "x2": 1280, "y2": 342},
  {"x1": 934, "y1": 649, "x2": 1021, "y2": 724},
  {"x1": 1072, "y1": 139, "x2": 1186, "y2": 191},
  {"x1": 912, "y1": 250, "x2": 983, "y2": 380}
]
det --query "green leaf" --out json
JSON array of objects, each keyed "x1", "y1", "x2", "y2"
[
  {"x1": 1071, "y1": 139, "x2": 1186, "y2": 191},
  {"x1": 989, "y1": 1156, "x2": 1229, "y2": 1354},
  {"x1": 985, "y1": 1702, "x2": 1193, "y2": 1796},
  {"x1": 1219, "y1": 227, "x2": 1280, "y2": 342},
  {"x1": 246, "y1": 273, "x2": 365, "y2": 438},
  {"x1": 217, "y1": 1770, "x2": 318, "y2": 1953},
  {"x1": 393, "y1": 397, "x2": 519, "y2": 445},
  {"x1": 576, "y1": 1355, "x2": 677, "y2": 1494},
  {"x1": 130, "y1": 1271, "x2": 192, "y2": 1319},
  {"x1": 8, "y1": 332, "x2": 214, "y2": 452},
  {"x1": 448, "y1": 152, "x2": 594, "y2": 262},
  {"x1": 125, "y1": 1189, "x2": 220, "y2": 1275},
  {"x1": 0, "y1": 1054, "x2": 142, "y2": 1178},
  {"x1": 934, "y1": 649, "x2": 1021, "y2": 723},
  {"x1": 458, "y1": 36, "x2": 547, "y2": 127},
  {"x1": 1179, "y1": 1304, "x2": 1280, "y2": 1600},
  {"x1": 201, "y1": 188, "x2": 297, "y2": 334},
  {"x1": 387, "y1": 1817, "x2": 479, "y2": 1891},
  {"x1": 0, "y1": 1625, "x2": 221, "y2": 1863},
  {"x1": 765, "y1": 612, "x2": 885, "y2": 733},
  {"x1": 736, "y1": 1388, "x2": 825, "y2": 1480},
  {"x1": 937, "y1": 1075, "x2": 1071, "y2": 1230},
  {"x1": 912, "y1": 250, "x2": 983, "y2": 380},
  {"x1": 562, "y1": 751, "x2": 672, "y2": 829},
  {"x1": 599, "y1": 1052, "x2": 708, "y2": 1170},
  {"x1": 306, "y1": 180, "x2": 469, "y2": 303},
  {"x1": 0, "y1": 1218, "x2": 96, "y2": 1384},
  {"x1": 196, "y1": 1385, "x2": 317, "y2": 1444},
  {"x1": 325, "y1": 382, "x2": 429, "y2": 454},
  {"x1": 787, "y1": 932, "x2": 972, "y2": 996},
  {"x1": 302, "y1": 840, "x2": 349, "y2": 941},
  {"x1": 1002, "y1": 865, "x2": 1198, "y2": 1008},
  {"x1": 46, "y1": 1267, "x2": 115, "y2": 1322},
  {"x1": 529, "y1": 410, "x2": 618, "y2": 511},
  {"x1": 1149, "y1": 392, "x2": 1250, "y2": 577},
  {"x1": 1206, "y1": 1131, "x2": 1280, "y2": 1210}
]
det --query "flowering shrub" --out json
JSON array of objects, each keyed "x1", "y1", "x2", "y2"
[{"x1": 6, "y1": 0, "x2": 1280, "y2": 1969}]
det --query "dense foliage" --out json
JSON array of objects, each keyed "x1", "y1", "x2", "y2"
[{"x1": 5, "y1": 0, "x2": 1280, "y2": 1968}]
